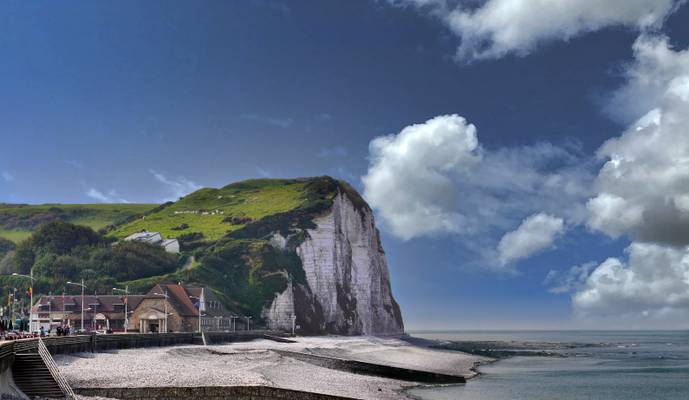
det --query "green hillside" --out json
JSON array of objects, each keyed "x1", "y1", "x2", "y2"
[
  {"x1": 1, "y1": 177, "x2": 355, "y2": 331},
  {"x1": 0, "y1": 203, "x2": 156, "y2": 243},
  {"x1": 108, "y1": 179, "x2": 314, "y2": 241}
]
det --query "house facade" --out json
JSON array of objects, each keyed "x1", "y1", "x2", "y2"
[
  {"x1": 31, "y1": 284, "x2": 237, "y2": 333},
  {"x1": 129, "y1": 284, "x2": 236, "y2": 333},
  {"x1": 30, "y1": 295, "x2": 146, "y2": 332}
]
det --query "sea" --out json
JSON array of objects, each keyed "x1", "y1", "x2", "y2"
[{"x1": 406, "y1": 330, "x2": 689, "y2": 400}]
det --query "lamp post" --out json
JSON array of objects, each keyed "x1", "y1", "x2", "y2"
[
  {"x1": 67, "y1": 280, "x2": 87, "y2": 332},
  {"x1": 189, "y1": 289, "x2": 206, "y2": 333},
  {"x1": 153, "y1": 291, "x2": 168, "y2": 333},
  {"x1": 12, "y1": 271, "x2": 35, "y2": 333},
  {"x1": 113, "y1": 286, "x2": 129, "y2": 332}
]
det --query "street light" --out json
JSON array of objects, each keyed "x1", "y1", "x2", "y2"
[
  {"x1": 67, "y1": 280, "x2": 87, "y2": 332},
  {"x1": 12, "y1": 272, "x2": 35, "y2": 333},
  {"x1": 189, "y1": 294, "x2": 206, "y2": 333},
  {"x1": 152, "y1": 291, "x2": 168, "y2": 333},
  {"x1": 113, "y1": 286, "x2": 129, "y2": 332}
]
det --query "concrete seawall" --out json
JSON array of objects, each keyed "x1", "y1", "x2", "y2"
[
  {"x1": 75, "y1": 386, "x2": 358, "y2": 400},
  {"x1": 275, "y1": 350, "x2": 466, "y2": 384}
]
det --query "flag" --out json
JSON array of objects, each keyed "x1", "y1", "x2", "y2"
[
  {"x1": 199, "y1": 288, "x2": 206, "y2": 312},
  {"x1": 26, "y1": 287, "x2": 32, "y2": 297}
]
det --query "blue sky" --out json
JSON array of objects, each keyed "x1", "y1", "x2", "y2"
[{"x1": 2, "y1": 0, "x2": 689, "y2": 329}]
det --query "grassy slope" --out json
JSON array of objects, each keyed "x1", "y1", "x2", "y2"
[
  {"x1": 109, "y1": 179, "x2": 310, "y2": 241},
  {"x1": 0, "y1": 203, "x2": 156, "y2": 243},
  {"x1": 3, "y1": 177, "x2": 351, "y2": 326},
  {"x1": 116, "y1": 177, "x2": 343, "y2": 318}
]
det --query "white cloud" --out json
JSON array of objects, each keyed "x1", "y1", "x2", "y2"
[
  {"x1": 390, "y1": 0, "x2": 683, "y2": 61},
  {"x1": 86, "y1": 188, "x2": 129, "y2": 203},
  {"x1": 587, "y1": 35, "x2": 689, "y2": 247},
  {"x1": 362, "y1": 114, "x2": 481, "y2": 240},
  {"x1": 607, "y1": 34, "x2": 689, "y2": 123},
  {"x1": 150, "y1": 170, "x2": 201, "y2": 201},
  {"x1": 362, "y1": 114, "x2": 592, "y2": 263},
  {"x1": 498, "y1": 213, "x2": 564, "y2": 265},
  {"x1": 545, "y1": 261, "x2": 597, "y2": 294},
  {"x1": 573, "y1": 243, "x2": 689, "y2": 318},
  {"x1": 572, "y1": 35, "x2": 689, "y2": 321},
  {"x1": 1, "y1": 171, "x2": 14, "y2": 182}
]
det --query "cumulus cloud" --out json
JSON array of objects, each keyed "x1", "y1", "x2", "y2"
[
  {"x1": 571, "y1": 36, "x2": 689, "y2": 319},
  {"x1": 587, "y1": 35, "x2": 689, "y2": 247},
  {"x1": 390, "y1": 0, "x2": 683, "y2": 61},
  {"x1": 362, "y1": 114, "x2": 592, "y2": 265},
  {"x1": 86, "y1": 188, "x2": 129, "y2": 203},
  {"x1": 607, "y1": 33, "x2": 689, "y2": 122},
  {"x1": 573, "y1": 243, "x2": 689, "y2": 318},
  {"x1": 498, "y1": 213, "x2": 564, "y2": 266},
  {"x1": 362, "y1": 114, "x2": 480, "y2": 240},
  {"x1": 150, "y1": 170, "x2": 201, "y2": 201}
]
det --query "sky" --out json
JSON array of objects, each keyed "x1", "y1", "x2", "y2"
[{"x1": 1, "y1": 0, "x2": 689, "y2": 330}]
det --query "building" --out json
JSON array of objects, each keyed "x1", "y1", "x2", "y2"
[
  {"x1": 31, "y1": 284, "x2": 237, "y2": 333},
  {"x1": 129, "y1": 284, "x2": 237, "y2": 333},
  {"x1": 30, "y1": 294, "x2": 146, "y2": 332},
  {"x1": 123, "y1": 231, "x2": 180, "y2": 253}
]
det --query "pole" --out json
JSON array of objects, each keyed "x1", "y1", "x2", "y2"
[
  {"x1": 93, "y1": 291, "x2": 97, "y2": 331},
  {"x1": 48, "y1": 292, "x2": 52, "y2": 331},
  {"x1": 164, "y1": 290, "x2": 168, "y2": 333},
  {"x1": 29, "y1": 269, "x2": 33, "y2": 333},
  {"x1": 80, "y1": 279, "x2": 84, "y2": 332},
  {"x1": 124, "y1": 285, "x2": 128, "y2": 332},
  {"x1": 291, "y1": 315, "x2": 296, "y2": 336}
]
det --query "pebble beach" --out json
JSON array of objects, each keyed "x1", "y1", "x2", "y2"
[{"x1": 55, "y1": 336, "x2": 485, "y2": 400}]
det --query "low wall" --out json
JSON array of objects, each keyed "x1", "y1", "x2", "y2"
[
  {"x1": 0, "y1": 342, "x2": 14, "y2": 374},
  {"x1": 275, "y1": 350, "x2": 466, "y2": 384},
  {"x1": 0, "y1": 342, "x2": 23, "y2": 399},
  {"x1": 0, "y1": 330, "x2": 284, "y2": 358},
  {"x1": 74, "y1": 386, "x2": 356, "y2": 400}
]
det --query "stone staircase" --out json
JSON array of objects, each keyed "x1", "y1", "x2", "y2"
[{"x1": 12, "y1": 352, "x2": 65, "y2": 399}]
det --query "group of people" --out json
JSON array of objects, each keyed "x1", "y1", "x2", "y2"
[{"x1": 38, "y1": 324, "x2": 72, "y2": 337}]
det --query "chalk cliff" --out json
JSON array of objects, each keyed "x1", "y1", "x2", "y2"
[{"x1": 262, "y1": 185, "x2": 404, "y2": 336}]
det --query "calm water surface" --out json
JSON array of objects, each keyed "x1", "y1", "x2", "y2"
[{"x1": 407, "y1": 331, "x2": 689, "y2": 400}]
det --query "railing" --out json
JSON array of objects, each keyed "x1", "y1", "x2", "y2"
[{"x1": 37, "y1": 337, "x2": 77, "y2": 400}]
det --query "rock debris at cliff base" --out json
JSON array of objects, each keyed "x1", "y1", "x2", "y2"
[{"x1": 56, "y1": 337, "x2": 484, "y2": 400}]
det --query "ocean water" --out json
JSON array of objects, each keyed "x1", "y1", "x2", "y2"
[{"x1": 407, "y1": 331, "x2": 689, "y2": 400}]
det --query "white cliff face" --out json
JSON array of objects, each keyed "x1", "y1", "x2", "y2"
[{"x1": 262, "y1": 189, "x2": 404, "y2": 336}]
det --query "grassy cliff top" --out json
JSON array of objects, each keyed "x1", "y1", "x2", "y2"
[
  {"x1": 0, "y1": 177, "x2": 363, "y2": 244},
  {"x1": 0, "y1": 203, "x2": 156, "y2": 243},
  {"x1": 109, "y1": 177, "x2": 350, "y2": 241}
]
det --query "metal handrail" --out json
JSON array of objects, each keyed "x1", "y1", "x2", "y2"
[{"x1": 37, "y1": 337, "x2": 76, "y2": 400}]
